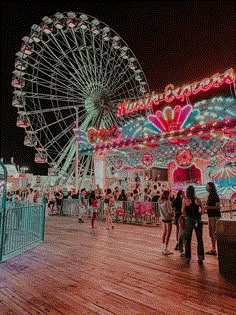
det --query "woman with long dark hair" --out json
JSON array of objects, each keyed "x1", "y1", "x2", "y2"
[
  {"x1": 181, "y1": 185, "x2": 204, "y2": 264},
  {"x1": 204, "y1": 182, "x2": 221, "y2": 255},
  {"x1": 172, "y1": 190, "x2": 184, "y2": 250}
]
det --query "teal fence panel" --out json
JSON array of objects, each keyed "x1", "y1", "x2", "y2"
[{"x1": 0, "y1": 203, "x2": 45, "y2": 262}]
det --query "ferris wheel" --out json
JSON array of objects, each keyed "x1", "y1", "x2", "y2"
[{"x1": 12, "y1": 11, "x2": 150, "y2": 189}]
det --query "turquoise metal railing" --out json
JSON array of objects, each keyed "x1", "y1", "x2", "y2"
[{"x1": 0, "y1": 202, "x2": 45, "y2": 262}]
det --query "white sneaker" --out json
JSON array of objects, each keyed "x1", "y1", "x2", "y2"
[
  {"x1": 163, "y1": 249, "x2": 173, "y2": 255},
  {"x1": 161, "y1": 244, "x2": 166, "y2": 254}
]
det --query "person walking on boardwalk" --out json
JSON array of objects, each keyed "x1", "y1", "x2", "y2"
[
  {"x1": 158, "y1": 190, "x2": 175, "y2": 255},
  {"x1": 181, "y1": 185, "x2": 205, "y2": 264},
  {"x1": 103, "y1": 188, "x2": 115, "y2": 230},
  {"x1": 204, "y1": 182, "x2": 221, "y2": 256},
  {"x1": 89, "y1": 190, "x2": 98, "y2": 228},
  {"x1": 78, "y1": 188, "x2": 87, "y2": 223}
]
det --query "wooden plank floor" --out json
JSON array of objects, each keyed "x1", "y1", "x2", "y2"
[{"x1": 0, "y1": 216, "x2": 236, "y2": 315}]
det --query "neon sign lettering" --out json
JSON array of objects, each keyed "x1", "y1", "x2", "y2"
[
  {"x1": 87, "y1": 126, "x2": 121, "y2": 144},
  {"x1": 117, "y1": 68, "x2": 235, "y2": 116}
]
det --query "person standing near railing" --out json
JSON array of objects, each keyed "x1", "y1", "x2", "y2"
[
  {"x1": 125, "y1": 192, "x2": 134, "y2": 222},
  {"x1": 118, "y1": 189, "x2": 127, "y2": 202},
  {"x1": 33, "y1": 190, "x2": 39, "y2": 203},
  {"x1": 204, "y1": 182, "x2": 221, "y2": 256},
  {"x1": 27, "y1": 188, "x2": 34, "y2": 203},
  {"x1": 135, "y1": 173, "x2": 141, "y2": 189},
  {"x1": 11, "y1": 190, "x2": 22, "y2": 229},
  {"x1": 133, "y1": 189, "x2": 140, "y2": 201},
  {"x1": 113, "y1": 186, "x2": 120, "y2": 208},
  {"x1": 6, "y1": 191, "x2": 12, "y2": 201},
  {"x1": 11, "y1": 190, "x2": 21, "y2": 202},
  {"x1": 117, "y1": 189, "x2": 127, "y2": 222}
]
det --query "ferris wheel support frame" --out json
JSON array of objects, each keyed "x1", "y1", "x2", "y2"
[{"x1": 75, "y1": 107, "x2": 79, "y2": 192}]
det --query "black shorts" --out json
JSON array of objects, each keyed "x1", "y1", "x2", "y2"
[{"x1": 162, "y1": 219, "x2": 172, "y2": 223}]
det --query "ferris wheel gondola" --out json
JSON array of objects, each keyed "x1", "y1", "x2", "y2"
[{"x1": 12, "y1": 11, "x2": 150, "y2": 189}]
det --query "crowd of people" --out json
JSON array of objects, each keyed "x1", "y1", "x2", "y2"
[{"x1": 4, "y1": 181, "x2": 222, "y2": 263}]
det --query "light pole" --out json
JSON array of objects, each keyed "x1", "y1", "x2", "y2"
[{"x1": 75, "y1": 107, "x2": 79, "y2": 193}]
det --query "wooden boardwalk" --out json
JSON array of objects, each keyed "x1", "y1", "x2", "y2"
[{"x1": 0, "y1": 216, "x2": 236, "y2": 315}]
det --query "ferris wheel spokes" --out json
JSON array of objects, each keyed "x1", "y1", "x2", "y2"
[{"x1": 12, "y1": 11, "x2": 150, "y2": 187}]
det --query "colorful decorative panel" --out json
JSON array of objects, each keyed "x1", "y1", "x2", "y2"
[
  {"x1": 222, "y1": 141, "x2": 236, "y2": 160},
  {"x1": 175, "y1": 148, "x2": 194, "y2": 168}
]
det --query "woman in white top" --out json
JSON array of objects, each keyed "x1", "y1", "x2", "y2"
[{"x1": 158, "y1": 190, "x2": 175, "y2": 255}]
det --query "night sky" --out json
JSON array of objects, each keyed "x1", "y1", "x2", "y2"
[{"x1": 1, "y1": 1, "x2": 235, "y2": 175}]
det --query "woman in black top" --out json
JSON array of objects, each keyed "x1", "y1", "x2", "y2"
[
  {"x1": 118, "y1": 189, "x2": 127, "y2": 201},
  {"x1": 182, "y1": 185, "x2": 204, "y2": 264},
  {"x1": 204, "y1": 182, "x2": 220, "y2": 255}
]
